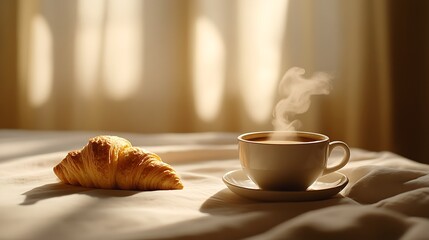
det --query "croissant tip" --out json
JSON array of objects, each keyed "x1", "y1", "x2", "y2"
[{"x1": 175, "y1": 183, "x2": 184, "y2": 190}]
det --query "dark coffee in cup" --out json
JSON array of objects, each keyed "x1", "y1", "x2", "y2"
[{"x1": 247, "y1": 135, "x2": 321, "y2": 144}]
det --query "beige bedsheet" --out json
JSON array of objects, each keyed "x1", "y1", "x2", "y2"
[{"x1": 1, "y1": 130, "x2": 429, "y2": 240}]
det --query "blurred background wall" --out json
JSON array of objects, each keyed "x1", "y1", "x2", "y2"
[{"x1": 1, "y1": 0, "x2": 428, "y2": 163}]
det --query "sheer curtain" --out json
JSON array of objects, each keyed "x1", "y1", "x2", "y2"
[
  {"x1": 15, "y1": 0, "x2": 291, "y2": 132},
  {"x1": 1, "y1": 0, "x2": 428, "y2": 162}
]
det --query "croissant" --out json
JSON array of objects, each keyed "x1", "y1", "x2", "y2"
[{"x1": 53, "y1": 136, "x2": 183, "y2": 190}]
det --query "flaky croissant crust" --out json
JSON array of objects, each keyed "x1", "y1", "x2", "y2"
[{"x1": 53, "y1": 136, "x2": 183, "y2": 190}]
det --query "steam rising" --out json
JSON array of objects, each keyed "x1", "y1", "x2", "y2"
[{"x1": 272, "y1": 67, "x2": 332, "y2": 131}]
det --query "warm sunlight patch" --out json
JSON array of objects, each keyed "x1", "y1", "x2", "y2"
[
  {"x1": 75, "y1": 0, "x2": 104, "y2": 98},
  {"x1": 192, "y1": 16, "x2": 226, "y2": 122},
  {"x1": 28, "y1": 14, "x2": 53, "y2": 107},
  {"x1": 237, "y1": 0, "x2": 289, "y2": 123},
  {"x1": 102, "y1": 0, "x2": 143, "y2": 101}
]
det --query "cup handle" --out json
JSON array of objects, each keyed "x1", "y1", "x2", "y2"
[{"x1": 323, "y1": 141, "x2": 350, "y2": 175}]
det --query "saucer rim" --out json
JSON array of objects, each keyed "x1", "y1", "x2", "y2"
[{"x1": 222, "y1": 169, "x2": 349, "y2": 201}]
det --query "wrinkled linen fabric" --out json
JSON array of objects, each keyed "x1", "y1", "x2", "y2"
[{"x1": 0, "y1": 130, "x2": 428, "y2": 240}]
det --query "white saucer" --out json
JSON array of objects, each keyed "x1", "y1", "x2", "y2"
[{"x1": 222, "y1": 169, "x2": 348, "y2": 202}]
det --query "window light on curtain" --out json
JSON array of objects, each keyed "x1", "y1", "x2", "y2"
[{"x1": 1, "y1": 0, "x2": 429, "y2": 163}]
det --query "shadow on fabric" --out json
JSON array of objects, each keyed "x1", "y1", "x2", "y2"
[
  {"x1": 20, "y1": 182, "x2": 139, "y2": 205},
  {"x1": 128, "y1": 188, "x2": 355, "y2": 240}
]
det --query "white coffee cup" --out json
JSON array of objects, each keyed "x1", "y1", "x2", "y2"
[{"x1": 238, "y1": 131, "x2": 350, "y2": 191}]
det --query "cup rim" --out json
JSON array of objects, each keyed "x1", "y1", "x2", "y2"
[{"x1": 238, "y1": 131, "x2": 329, "y2": 145}]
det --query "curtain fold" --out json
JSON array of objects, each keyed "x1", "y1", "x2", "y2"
[
  {"x1": 1, "y1": 0, "x2": 428, "y2": 162},
  {"x1": 388, "y1": 0, "x2": 429, "y2": 163},
  {"x1": 0, "y1": 0, "x2": 18, "y2": 128}
]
